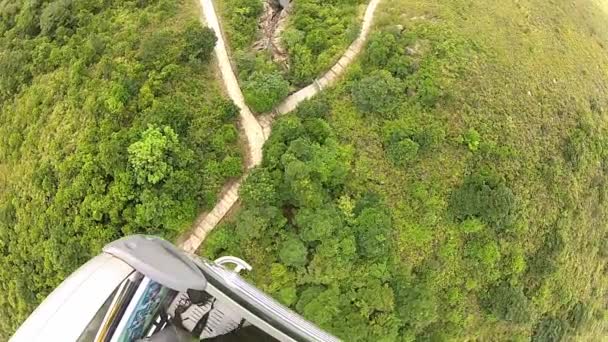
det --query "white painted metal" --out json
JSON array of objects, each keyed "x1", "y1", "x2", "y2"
[
  {"x1": 11, "y1": 254, "x2": 134, "y2": 342},
  {"x1": 214, "y1": 256, "x2": 253, "y2": 273}
]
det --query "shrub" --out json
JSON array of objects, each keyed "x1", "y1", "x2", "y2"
[
  {"x1": 295, "y1": 206, "x2": 343, "y2": 242},
  {"x1": 39, "y1": 0, "x2": 73, "y2": 37},
  {"x1": 365, "y1": 32, "x2": 398, "y2": 68},
  {"x1": 220, "y1": 155, "x2": 242, "y2": 178},
  {"x1": 279, "y1": 237, "x2": 308, "y2": 267},
  {"x1": 351, "y1": 70, "x2": 403, "y2": 117},
  {"x1": 532, "y1": 317, "x2": 567, "y2": 342},
  {"x1": 482, "y1": 282, "x2": 532, "y2": 324},
  {"x1": 463, "y1": 128, "x2": 481, "y2": 151},
  {"x1": 243, "y1": 70, "x2": 290, "y2": 113},
  {"x1": 450, "y1": 172, "x2": 517, "y2": 230},
  {"x1": 386, "y1": 138, "x2": 419, "y2": 166},
  {"x1": 139, "y1": 30, "x2": 176, "y2": 67},
  {"x1": 181, "y1": 21, "x2": 216, "y2": 63},
  {"x1": 240, "y1": 168, "x2": 278, "y2": 206},
  {"x1": 354, "y1": 207, "x2": 392, "y2": 259},
  {"x1": 220, "y1": 0, "x2": 263, "y2": 50},
  {"x1": 128, "y1": 125, "x2": 180, "y2": 185},
  {"x1": 296, "y1": 96, "x2": 331, "y2": 119}
]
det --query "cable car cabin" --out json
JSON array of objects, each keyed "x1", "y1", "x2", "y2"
[{"x1": 11, "y1": 235, "x2": 340, "y2": 342}]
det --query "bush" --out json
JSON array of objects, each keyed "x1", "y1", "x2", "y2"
[
  {"x1": 220, "y1": 155, "x2": 242, "y2": 178},
  {"x1": 482, "y1": 282, "x2": 532, "y2": 323},
  {"x1": 386, "y1": 138, "x2": 419, "y2": 166},
  {"x1": 463, "y1": 128, "x2": 481, "y2": 151},
  {"x1": 279, "y1": 237, "x2": 308, "y2": 267},
  {"x1": 450, "y1": 172, "x2": 517, "y2": 230},
  {"x1": 532, "y1": 317, "x2": 567, "y2": 342},
  {"x1": 220, "y1": 0, "x2": 263, "y2": 50},
  {"x1": 128, "y1": 125, "x2": 180, "y2": 185},
  {"x1": 243, "y1": 70, "x2": 290, "y2": 113},
  {"x1": 354, "y1": 207, "x2": 392, "y2": 259},
  {"x1": 351, "y1": 70, "x2": 403, "y2": 117},
  {"x1": 240, "y1": 168, "x2": 278, "y2": 206},
  {"x1": 296, "y1": 96, "x2": 331, "y2": 119},
  {"x1": 39, "y1": 0, "x2": 73, "y2": 37},
  {"x1": 295, "y1": 206, "x2": 343, "y2": 242},
  {"x1": 365, "y1": 32, "x2": 398, "y2": 68},
  {"x1": 181, "y1": 21, "x2": 216, "y2": 63}
]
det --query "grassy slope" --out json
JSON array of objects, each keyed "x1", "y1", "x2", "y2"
[
  {"x1": 0, "y1": 0, "x2": 242, "y2": 337},
  {"x1": 204, "y1": 0, "x2": 608, "y2": 339},
  {"x1": 339, "y1": 0, "x2": 608, "y2": 338}
]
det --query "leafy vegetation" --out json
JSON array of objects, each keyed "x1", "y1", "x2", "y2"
[
  {"x1": 283, "y1": 0, "x2": 365, "y2": 85},
  {"x1": 243, "y1": 70, "x2": 290, "y2": 113},
  {"x1": 217, "y1": 0, "x2": 365, "y2": 112},
  {"x1": 204, "y1": 0, "x2": 608, "y2": 339},
  {"x1": 0, "y1": 0, "x2": 242, "y2": 337}
]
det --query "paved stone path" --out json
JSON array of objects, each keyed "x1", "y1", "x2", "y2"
[
  {"x1": 180, "y1": 0, "x2": 381, "y2": 253},
  {"x1": 199, "y1": 0, "x2": 265, "y2": 167}
]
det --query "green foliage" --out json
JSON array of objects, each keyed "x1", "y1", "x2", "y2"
[
  {"x1": 216, "y1": 0, "x2": 262, "y2": 50},
  {"x1": 128, "y1": 125, "x2": 180, "y2": 185},
  {"x1": 279, "y1": 236, "x2": 308, "y2": 267},
  {"x1": 354, "y1": 207, "x2": 392, "y2": 259},
  {"x1": 482, "y1": 282, "x2": 533, "y2": 323},
  {"x1": 0, "y1": 0, "x2": 242, "y2": 336},
  {"x1": 39, "y1": 0, "x2": 73, "y2": 37},
  {"x1": 243, "y1": 70, "x2": 290, "y2": 113},
  {"x1": 240, "y1": 168, "x2": 278, "y2": 206},
  {"x1": 463, "y1": 128, "x2": 481, "y2": 151},
  {"x1": 181, "y1": 21, "x2": 217, "y2": 63},
  {"x1": 295, "y1": 206, "x2": 343, "y2": 242},
  {"x1": 213, "y1": 0, "x2": 608, "y2": 339},
  {"x1": 386, "y1": 138, "x2": 419, "y2": 166},
  {"x1": 532, "y1": 317, "x2": 567, "y2": 342},
  {"x1": 351, "y1": 70, "x2": 403, "y2": 117},
  {"x1": 295, "y1": 96, "x2": 331, "y2": 119},
  {"x1": 450, "y1": 172, "x2": 517, "y2": 230},
  {"x1": 284, "y1": 0, "x2": 364, "y2": 84}
]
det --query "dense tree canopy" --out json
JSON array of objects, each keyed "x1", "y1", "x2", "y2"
[
  {"x1": 204, "y1": 0, "x2": 608, "y2": 339},
  {"x1": 0, "y1": 0, "x2": 241, "y2": 337},
  {"x1": 217, "y1": 0, "x2": 365, "y2": 111}
]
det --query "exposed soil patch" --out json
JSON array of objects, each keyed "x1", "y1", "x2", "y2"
[{"x1": 253, "y1": 0, "x2": 291, "y2": 69}]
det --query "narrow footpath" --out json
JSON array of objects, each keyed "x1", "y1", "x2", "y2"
[{"x1": 180, "y1": 0, "x2": 381, "y2": 253}]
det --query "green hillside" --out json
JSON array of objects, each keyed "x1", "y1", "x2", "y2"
[
  {"x1": 217, "y1": 0, "x2": 366, "y2": 112},
  {"x1": 0, "y1": 0, "x2": 243, "y2": 337},
  {"x1": 203, "y1": 0, "x2": 608, "y2": 339}
]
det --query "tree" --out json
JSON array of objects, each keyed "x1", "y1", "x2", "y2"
[
  {"x1": 240, "y1": 168, "x2": 278, "y2": 206},
  {"x1": 139, "y1": 30, "x2": 177, "y2": 68},
  {"x1": 450, "y1": 172, "x2": 517, "y2": 231},
  {"x1": 394, "y1": 283, "x2": 439, "y2": 334},
  {"x1": 39, "y1": 0, "x2": 73, "y2": 37},
  {"x1": 365, "y1": 32, "x2": 398, "y2": 68},
  {"x1": 182, "y1": 21, "x2": 216, "y2": 63},
  {"x1": 354, "y1": 207, "x2": 392, "y2": 259},
  {"x1": 463, "y1": 128, "x2": 481, "y2": 151},
  {"x1": 296, "y1": 286, "x2": 342, "y2": 328},
  {"x1": 279, "y1": 236, "x2": 308, "y2": 267},
  {"x1": 243, "y1": 70, "x2": 289, "y2": 113},
  {"x1": 532, "y1": 317, "x2": 567, "y2": 342},
  {"x1": 481, "y1": 282, "x2": 532, "y2": 324},
  {"x1": 128, "y1": 125, "x2": 181, "y2": 186},
  {"x1": 295, "y1": 206, "x2": 343, "y2": 242},
  {"x1": 351, "y1": 70, "x2": 403, "y2": 117}
]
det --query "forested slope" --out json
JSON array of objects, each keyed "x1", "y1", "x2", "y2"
[
  {"x1": 0, "y1": 0, "x2": 243, "y2": 337},
  {"x1": 203, "y1": 0, "x2": 608, "y2": 339},
  {"x1": 216, "y1": 0, "x2": 365, "y2": 113}
]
